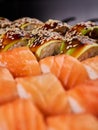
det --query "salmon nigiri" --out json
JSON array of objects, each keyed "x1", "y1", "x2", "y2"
[
  {"x1": 0, "y1": 67, "x2": 18, "y2": 104},
  {"x1": 0, "y1": 47, "x2": 41, "y2": 77},
  {"x1": 68, "y1": 79, "x2": 98, "y2": 116},
  {"x1": 39, "y1": 54, "x2": 89, "y2": 89},
  {"x1": 0, "y1": 99, "x2": 46, "y2": 130},
  {"x1": 16, "y1": 73, "x2": 70, "y2": 115},
  {"x1": 46, "y1": 113, "x2": 98, "y2": 130},
  {"x1": 82, "y1": 56, "x2": 98, "y2": 79}
]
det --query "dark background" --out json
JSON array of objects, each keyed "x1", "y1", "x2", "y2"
[{"x1": 0, "y1": 0, "x2": 98, "y2": 24}]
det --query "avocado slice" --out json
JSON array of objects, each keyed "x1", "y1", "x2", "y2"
[
  {"x1": 70, "y1": 44, "x2": 98, "y2": 61},
  {"x1": 66, "y1": 47, "x2": 77, "y2": 55},
  {"x1": 35, "y1": 40, "x2": 63, "y2": 59}
]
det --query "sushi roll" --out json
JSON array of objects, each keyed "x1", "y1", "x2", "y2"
[
  {"x1": 60, "y1": 35, "x2": 98, "y2": 61},
  {"x1": 0, "y1": 28, "x2": 28, "y2": 52},
  {"x1": 28, "y1": 29, "x2": 65, "y2": 59},
  {"x1": 11, "y1": 17, "x2": 43, "y2": 32},
  {"x1": 41, "y1": 19, "x2": 70, "y2": 36}
]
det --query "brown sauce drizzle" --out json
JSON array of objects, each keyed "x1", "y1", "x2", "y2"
[
  {"x1": 42, "y1": 22, "x2": 58, "y2": 30},
  {"x1": 0, "y1": 30, "x2": 24, "y2": 49},
  {"x1": 62, "y1": 35, "x2": 96, "y2": 54}
]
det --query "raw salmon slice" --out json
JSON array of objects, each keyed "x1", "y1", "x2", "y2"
[
  {"x1": 0, "y1": 47, "x2": 41, "y2": 77},
  {"x1": 82, "y1": 56, "x2": 98, "y2": 79},
  {"x1": 16, "y1": 73, "x2": 70, "y2": 115},
  {"x1": 39, "y1": 54, "x2": 89, "y2": 89},
  {"x1": 46, "y1": 113, "x2": 98, "y2": 130},
  {"x1": 68, "y1": 79, "x2": 98, "y2": 116},
  {"x1": 0, "y1": 99, "x2": 46, "y2": 130},
  {"x1": 0, "y1": 67, "x2": 18, "y2": 104},
  {"x1": 0, "y1": 66, "x2": 14, "y2": 81}
]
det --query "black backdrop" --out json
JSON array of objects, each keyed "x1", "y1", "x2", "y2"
[{"x1": 0, "y1": 0, "x2": 98, "y2": 24}]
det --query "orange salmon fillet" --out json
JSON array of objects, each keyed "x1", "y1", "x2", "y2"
[
  {"x1": 0, "y1": 67, "x2": 18, "y2": 104},
  {"x1": 46, "y1": 113, "x2": 98, "y2": 130},
  {"x1": 68, "y1": 79, "x2": 98, "y2": 116},
  {"x1": 0, "y1": 99, "x2": 46, "y2": 130},
  {"x1": 39, "y1": 54, "x2": 89, "y2": 89},
  {"x1": 82, "y1": 56, "x2": 98, "y2": 79},
  {"x1": 0, "y1": 47, "x2": 41, "y2": 77},
  {"x1": 16, "y1": 73, "x2": 70, "y2": 115}
]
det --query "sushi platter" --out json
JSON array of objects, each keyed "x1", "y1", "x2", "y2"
[{"x1": 0, "y1": 17, "x2": 97, "y2": 130}]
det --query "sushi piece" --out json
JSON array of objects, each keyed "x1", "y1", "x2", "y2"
[
  {"x1": 0, "y1": 99, "x2": 46, "y2": 130},
  {"x1": 0, "y1": 47, "x2": 41, "y2": 77},
  {"x1": 81, "y1": 25, "x2": 98, "y2": 40},
  {"x1": 65, "y1": 21, "x2": 96, "y2": 38},
  {"x1": 39, "y1": 54, "x2": 89, "y2": 89},
  {"x1": 68, "y1": 79, "x2": 98, "y2": 116},
  {"x1": 82, "y1": 56, "x2": 98, "y2": 79},
  {"x1": 16, "y1": 73, "x2": 70, "y2": 115},
  {"x1": 0, "y1": 29, "x2": 29, "y2": 52},
  {"x1": 28, "y1": 29, "x2": 65, "y2": 59},
  {"x1": 61, "y1": 35, "x2": 98, "y2": 61},
  {"x1": 11, "y1": 17, "x2": 43, "y2": 31},
  {"x1": 41, "y1": 19, "x2": 70, "y2": 36},
  {"x1": 46, "y1": 113, "x2": 98, "y2": 130},
  {"x1": 63, "y1": 21, "x2": 98, "y2": 61},
  {"x1": 0, "y1": 67, "x2": 18, "y2": 104}
]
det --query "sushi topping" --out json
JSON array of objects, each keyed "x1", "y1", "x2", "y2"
[{"x1": 41, "y1": 19, "x2": 70, "y2": 35}]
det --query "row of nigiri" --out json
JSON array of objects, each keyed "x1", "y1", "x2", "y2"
[
  {"x1": 0, "y1": 47, "x2": 97, "y2": 112},
  {"x1": 0, "y1": 46, "x2": 97, "y2": 84},
  {"x1": 0, "y1": 56, "x2": 97, "y2": 129},
  {"x1": 0, "y1": 99, "x2": 98, "y2": 130},
  {"x1": 0, "y1": 47, "x2": 97, "y2": 129},
  {"x1": 0, "y1": 66, "x2": 98, "y2": 116}
]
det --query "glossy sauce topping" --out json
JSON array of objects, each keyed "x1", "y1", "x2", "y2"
[
  {"x1": 41, "y1": 19, "x2": 70, "y2": 36},
  {"x1": 42, "y1": 22, "x2": 58, "y2": 30},
  {"x1": 63, "y1": 21, "x2": 97, "y2": 53},
  {"x1": 65, "y1": 21, "x2": 96, "y2": 40},
  {"x1": 12, "y1": 17, "x2": 43, "y2": 28},
  {"x1": 29, "y1": 30, "x2": 64, "y2": 53},
  {"x1": 61, "y1": 35, "x2": 96, "y2": 54},
  {"x1": 0, "y1": 30, "x2": 24, "y2": 49}
]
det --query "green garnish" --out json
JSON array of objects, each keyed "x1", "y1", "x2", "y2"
[
  {"x1": 81, "y1": 28, "x2": 92, "y2": 35},
  {"x1": 65, "y1": 47, "x2": 76, "y2": 55},
  {"x1": 60, "y1": 41, "x2": 66, "y2": 53}
]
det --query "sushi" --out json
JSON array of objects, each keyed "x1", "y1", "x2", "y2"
[
  {"x1": 0, "y1": 67, "x2": 18, "y2": 104},
  {"x1": 0, "y1": 47, "x2": 41, "y2": 77},
  {"x1": 0, "y1": 16, "x2": 97, "y2": 129},
  {"x1": 0, "y1": 99, "x2": 46, "y2": 130},
  {"x1": 68, "y1": 79, "x2": 98, "y2": 116},
  {"x1": 82, "y1": 56, "x2": 98, "y2": 79},
  {"x1": 16, "y1": 73, "x2": 70, "y2": 115},
  {"x1": 39, "y1": 54, "x2": 89, "y2": 89},
  {"x1": 46, "y1": 113, "x2": 98, "y2": 130},
  {"x1": 60, "y1": 21, "x2": 98, "y2": 61}
]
